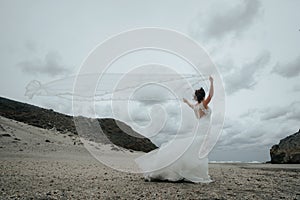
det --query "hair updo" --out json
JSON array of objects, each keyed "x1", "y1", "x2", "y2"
[{"x1": 195, "y1": 88, "x2": 205, "y2": 103}]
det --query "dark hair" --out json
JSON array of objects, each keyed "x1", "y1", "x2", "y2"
[{"x1": 195, "y1": 88, "x2": 205, "y2": 103}]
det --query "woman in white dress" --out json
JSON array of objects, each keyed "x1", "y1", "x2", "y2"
[{"x1": 135, "y1": 76, "x2": 214, "y2": 183}]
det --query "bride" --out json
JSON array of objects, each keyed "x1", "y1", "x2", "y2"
[{"x1": 135, "y1": 76, "x2": 214, "y2": 183}]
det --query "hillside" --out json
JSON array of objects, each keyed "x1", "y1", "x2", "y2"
[{"x1": 0, "y1": 96, "x2": 157, "y2": 152}]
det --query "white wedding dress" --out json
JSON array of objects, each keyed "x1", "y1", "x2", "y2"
[{"x1": 135, "y1": 102, "x2": 213, "y2": 183}]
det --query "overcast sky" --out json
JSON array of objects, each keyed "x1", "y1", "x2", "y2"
[{"x1": 0, "y1": 0, "x2": 299, "y2": 162}]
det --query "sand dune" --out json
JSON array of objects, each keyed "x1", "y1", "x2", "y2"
[{"x1": 0, "y1": 116, "x2": 300, "y2": 199}]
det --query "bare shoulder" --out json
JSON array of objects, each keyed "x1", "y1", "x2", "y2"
[
  {"x1": 203, "y1": 94, "x2": 212, "y2": 108},
  {"x1": 202, "y1": 101, "x2": 209, "y2": 109}
]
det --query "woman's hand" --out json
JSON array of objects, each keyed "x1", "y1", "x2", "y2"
[
  {"x1": 183, "y1": 98, "x2": 194, "y2": 109},
  {"x1": 209, "y1": 76, "x2": 213, "y2": 82}
]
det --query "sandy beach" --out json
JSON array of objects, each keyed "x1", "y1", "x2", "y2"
[{"x1": 1, "y1": 116, "x2": 300, "y2": 200}]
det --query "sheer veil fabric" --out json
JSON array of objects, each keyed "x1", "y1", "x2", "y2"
[{"x1": 135, "y1": 102, "x2": 213, "y2": 183}]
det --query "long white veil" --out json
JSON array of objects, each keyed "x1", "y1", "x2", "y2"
[
  {"x1": 25, "y1": 72, "x2": 208, "y2": 102},
  {"x1": 23, "y1": 28, "x2": 225, "y2": 173}
]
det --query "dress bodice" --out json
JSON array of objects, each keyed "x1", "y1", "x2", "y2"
[{"x1": 193, "y1": 102, "x2": 211, "y2": 119}]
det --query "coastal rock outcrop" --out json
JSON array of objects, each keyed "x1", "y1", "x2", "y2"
[{"x1": 270, "y1": 129, "x2": 300, "y2": 164}]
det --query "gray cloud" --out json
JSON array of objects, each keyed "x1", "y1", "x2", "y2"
[
  {"x1": 216, "y1": 118, "x2": 273, "y2": 150},
  {"x1": 17, "y1": 51, "x2": 71, "y2": 77},
  {"x1": 224, "y1": 101, "x2": 300, "y2": 150},
  {"x1": 224, "y1": 51, "x2": 270, "y2": 94},
  {"x1": 272, "y1": 55, "x2": 300, "y2": 78},
  {"x1": 24, "y1": 40, "x2": 38, "y2": 53},
  {"x1": 260, "y1": 101, "x2": 300, "y2": 121},
  {"x1": 292, "y1": 84, "x2": 300, "y2": 92},
  {"x1": 217, "y1": 107, "x2": 299, "y2": 153},
  {"x1": 215, "y1": 100, "x2": 300, "y2": 156},
  {"x1": 260, "y1": 108, "x2": 287, "y2": 121},
  {"x1": 190, "y1": 0, "x2": 262, "y2": 40}
]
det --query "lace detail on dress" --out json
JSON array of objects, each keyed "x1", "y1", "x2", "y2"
[{"x1": 193, "y1": 102, "x2": 211, "y2": 119}]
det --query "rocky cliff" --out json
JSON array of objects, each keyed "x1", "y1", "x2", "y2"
[
  {"x1": 0, "y1": 96, "x2": 157, "y2": 152},
  {"x1": 270, "y1": 129, "x2": 300, "y2": 164}
]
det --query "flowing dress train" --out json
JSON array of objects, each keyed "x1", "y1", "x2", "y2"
[{"x1": 135, "y1": 102, "x2": 213, "y2": 183}]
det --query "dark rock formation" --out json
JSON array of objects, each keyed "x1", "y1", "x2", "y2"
[
  {"x1": 0, "y1": 96, "x2": 157, "y2": 152},
  {"x1": 270, "y1": 129, "x2": 300, "y2": 164}
]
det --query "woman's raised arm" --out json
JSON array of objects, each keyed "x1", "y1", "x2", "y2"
[{"x1": 203, "y1": 76, "x2": 214, "y2": 108}]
